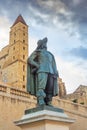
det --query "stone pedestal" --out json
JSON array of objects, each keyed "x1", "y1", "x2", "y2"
[{"x1": 14, "y1": 105, "x2": 75, "y2": 130}]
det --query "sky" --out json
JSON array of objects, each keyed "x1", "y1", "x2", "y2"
[{"x1": 0, "y1": 0, "x2": 87, "y2": 93}]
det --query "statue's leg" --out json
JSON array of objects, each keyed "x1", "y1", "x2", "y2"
[
  {"x1": 44, "y1": 94, "x2": 53, "y2": 106},
  {"x1": 36, "y1": 73, "x2": 48, "y2": 106},
  {"x1": 36, "y1": 89, "x2": 46, "y2": 105},
  {"x1": 45, "y1": 74, "x2": 54, "y2": 106}
]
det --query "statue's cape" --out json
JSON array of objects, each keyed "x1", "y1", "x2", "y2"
[
  {"x1": 27, "y1": 50, "x2": 58, "y2": 96},
  {"x1": 27, "y1": 58, "x2": 38, "y2": 96}
]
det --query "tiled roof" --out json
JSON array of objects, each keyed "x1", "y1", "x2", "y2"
[{"x1": 12, "y1": 14, "x2": 27, "y2": 26}]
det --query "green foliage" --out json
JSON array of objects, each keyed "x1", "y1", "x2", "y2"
[
  {"x1": 72, "y1": 99, "x2": 78, "y2": 103},
  {"x1": 80, "y1": 102, "x2": 84, "y2": 105}
]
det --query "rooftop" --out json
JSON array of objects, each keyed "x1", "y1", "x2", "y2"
[{"x1": 12, "y1": 14, "x2": 27, "y2": 27}]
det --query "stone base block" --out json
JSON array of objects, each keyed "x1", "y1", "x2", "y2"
[{"x1": 14, "y1": 105, "x2": 75, "y2": 130}]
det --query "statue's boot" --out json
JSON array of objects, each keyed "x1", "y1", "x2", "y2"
[
  {"x1": 46, "y1": 101, "x2": 53, "y2": 106},
  {"x1": 45, "y1": 94, "x2": 53, "y2": 106},
  {"x1": 36, "y1": 89, "x2": 46, "y2": 106},
  {"x1": 37, "y1": 96, "x2": 45, "y2": 105}
]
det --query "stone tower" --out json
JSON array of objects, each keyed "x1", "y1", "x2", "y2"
[
  {"x1": 58, "y1": 78, "x2": 66, "y2": 98},
  {"x1": 0, "y1": 15, "x2": 28, "y2": 91}
]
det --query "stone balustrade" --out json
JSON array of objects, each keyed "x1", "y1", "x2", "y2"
[
  {"x1": 53, "y1": 97, "x2": 87, "y2": 116},
  {"x1": 0, "y1": 84, "x2": 7, "y2": 92},
  {"x1": 0, "y1": 84, "x2": 87, "y2": 116},
  {"x1": 0, "y1": 84, "x2": 30, "y2": 98}
]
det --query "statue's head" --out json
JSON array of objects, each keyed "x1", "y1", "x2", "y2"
[
  {"x1": 37, "y1": 37, "x2": 48, "y2": 50},
  {"x1": 42, "y1": 37, "x2": 48, "y2": 44}
]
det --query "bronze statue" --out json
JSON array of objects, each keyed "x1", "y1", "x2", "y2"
[{"x1": 27, "y1": 37, "x2": 59, "y2": 106}]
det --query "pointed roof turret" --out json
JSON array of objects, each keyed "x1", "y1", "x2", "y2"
[{"x1": 12, "y1": 14, "x2": 27, "y2": 27}]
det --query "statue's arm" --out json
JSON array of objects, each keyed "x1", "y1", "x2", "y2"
[{"x1": 28, "y1": 51, "x2": 39, "y2": 69}]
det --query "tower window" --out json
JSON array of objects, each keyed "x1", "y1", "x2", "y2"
[
  {"x1": 23, "y1": 65, "x2": 25, "y2": 71},
  {"x1": 13, "y1": 47, "x2": 15, "y2": 50},
  {"x1": 23, "y1": 85, "x2": 25, "y2": 89},
  {"x1": 23, "y1": 46, "x2": 25, "y2": 50},
  {"x1": 23, "y1": 55, "x2": 25, "y2": 59},
  {"x1": 13, "y1": 56, "x2": 15, "y2": 59},
  {"x1": 14, "y1": 40, "x2": 15, "y2": 43},
  {"x1": 23, "y1": 27, "x2": 25, "y2": 29},
  {"x1": 23, "y1": 33, "x2": 25, "y2": 36},
  {"x1": 23, "y1": 40, "x2": 25, "y2": 43},
  {"x1": 14, "y1": 33, "x2": 16, "y2": 36},
  {"x1": 23, "y1": 75, "x2": 25, "y2": 81}
]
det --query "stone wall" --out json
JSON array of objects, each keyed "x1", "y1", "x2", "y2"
[
  {"x1": 0, "y1": 84, "x2": 87, "y2": 130},
  {"x1": 0, "y1": 85, "x2": 36, "y2": 130},
  {"x1": 64, "y1": 85, "x2": 87, "y2": 105},
  {"x1": 53, "y1": 97, "x2": 87, "y2": 130}
]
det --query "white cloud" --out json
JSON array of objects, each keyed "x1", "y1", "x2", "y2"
[
  {"x1": 55, "y1": 56, "x2": 87, "y2": 93},
  {"x1": 29, "y1": 36, "x2": 38, "y2": 55},
  {"x1": 0, "y1": 16, "x2": 10, "y2": 50},
  {"x1": 73, "y1": 0, "x2": 81, "y2": 5}
]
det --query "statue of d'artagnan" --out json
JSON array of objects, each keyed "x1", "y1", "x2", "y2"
[{"x1": 27, "y1": 37, "x2": 59, "y2": 106}]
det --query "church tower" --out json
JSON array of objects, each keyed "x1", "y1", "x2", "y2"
[{"x1": 0, "y1": 15, "x2": 28, "y2": 91}]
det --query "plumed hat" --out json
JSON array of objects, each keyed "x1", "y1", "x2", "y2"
[
  {"x1": 42, "y1": 37, "x2": 48, "y2": 44},
  {"x1": 37, "y1": 37, "x2": 48, "y2": 49}
]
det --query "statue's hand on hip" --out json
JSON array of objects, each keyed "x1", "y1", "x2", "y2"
[{"x1": 31, "y1": 65, "x2": 39, "y2": 74}]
